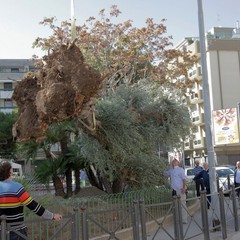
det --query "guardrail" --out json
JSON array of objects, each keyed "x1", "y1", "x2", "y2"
[
  {"x1": 0, "y1": 209, "x2": 79, "y2": 240},
  {"x1": 1, "y1": 184, "x2": 240, "y2": 240}
]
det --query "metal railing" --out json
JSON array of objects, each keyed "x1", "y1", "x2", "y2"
[
  {"x1": 1, "y1": 183, "x2": 240, "y2": 240},
  {"x1": 0, "y1": 209, "x2": 79, "y2": 240}
]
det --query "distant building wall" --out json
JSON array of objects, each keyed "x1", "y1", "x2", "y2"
[{"x1": 175, "y1": 26, "x2": 240, "y2": 167}]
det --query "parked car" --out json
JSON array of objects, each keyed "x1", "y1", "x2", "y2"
[
  {"x1": 185, "y1": 167, "x2": 195, "y2": 182},
  {"x1": 220, "y1": 165, "x2": 235, "y2": 172},
  {"x1": 216, "y1": 166, "x2": 234, "y2": 191},
  {"x1": 184, "y1": 166, "x2": 234, "y2": 191}
]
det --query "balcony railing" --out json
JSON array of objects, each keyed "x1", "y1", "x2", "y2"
[
  {"x1": 0, "y1": 89, "x2": 13, "y2": 99},
  {"x1": 0, "y1": 106, "x2": 17, "y2": 113}
]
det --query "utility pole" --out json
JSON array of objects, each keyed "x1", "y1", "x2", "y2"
[
  {"x1": 71, "y1": 0, "x2": 76, "y2": 41},
  {"x1": 197, "y1": 0, "x2": 218, "y2": 200}
]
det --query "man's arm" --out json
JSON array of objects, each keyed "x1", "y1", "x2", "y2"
[
  {"x1": 193, "y1": 171, "x2": 203, "y2": 181},
  {"x1": 18, "y1": 186, "x2": 62, "y2": 221},
  {"x1": 182, "y1": 179, "x2": 187, "y2": 193},
  {"x1": 164, "y1": 170, "x2": 170, "y2": 177}
]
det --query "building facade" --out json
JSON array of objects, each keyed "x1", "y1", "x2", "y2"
[
  {"x1": 175, "y1": 26, "x2": 240, "y2": 166},
  {"x1": 0, "y1": 59, "x2": 36, "y2": 113}
]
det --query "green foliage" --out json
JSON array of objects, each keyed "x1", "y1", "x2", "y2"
[
  {"x1": 15, "y1": 174, "x2": 38, "y2": 193},
  {"x1": 0, "y1": 112, "x2": 16, "y2": 140},
  {"x1": 34, "y1": 156, "x2": 66, "y2": 184},
  {"x1": 46, "y1": 120, "x2": 77, "y2": 142},
  {"x1": 16, "y1": 140, "x2": 39, "y2": 161},
  {"x1": 0, "y1": 112, "x2": 17, "y2": 155},
  {"x1": 27, "y1": 5, "x2": 195, "y2": 191},
  {"x1": 73, "y1": 84, "x2": 191, "y2": 188}
]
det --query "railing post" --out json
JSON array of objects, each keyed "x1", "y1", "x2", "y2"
[
  {"x1": 81, "y1": 206, "x2": 89, "y2": 240},
  {"x1": 1, "y1": 215, "x2": 7, "y2": 240},
  {"x1": 139, "y1": 200, "x2": 147, "y2": 240},
  {"x1": 173, "y1": 195, "x2": 184, "y2": 240},
  {"x1": 200, "y1": 190, "x2": 210, "y2": 240},
  {"x1": 177, "y1": 196, "x2": 184, "y2": 240},
  {"x1": 219, "y1": 189, "x2": 227, "y2": 239},
  {"x1": 132, "y1": 201, "x2": 140, "y2": 240},
  {"x1": 173, "y1": 196, "x2": 179, "y2": 240},
  {"x1": 227, "y1": 175, "x2": 231, "y2": 189},
  {"x1": 71, "y1": 208, "x2": 80, "y2": 240},
  {"x1": 231, "y1": 185, "x2": 239, "y2": 231},
  {"x1": 216, "y1": 176, "x2": 220, "y2": 191}
]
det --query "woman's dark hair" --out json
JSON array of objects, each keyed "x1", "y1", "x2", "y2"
[{"x1": 0, "y1": 161, "x2": 12, "y2": 181}]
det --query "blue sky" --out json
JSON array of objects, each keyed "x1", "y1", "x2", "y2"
[{"x1": 0, "y1": 0, "x2": 239, "y2": 58}]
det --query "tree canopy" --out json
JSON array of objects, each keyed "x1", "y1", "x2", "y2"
[
  {"x1": 33, "y1": 5, "x2": 197, "y2": 94},
  {"x1": 68, "y1": 83, "x2": 191, "y2": 190},
  {"x1": 13, "y1": 6, "x2": 196, "y2": 194},
  {"x1": 0, "y1": 112, "x2": 17, "y2": 157}
]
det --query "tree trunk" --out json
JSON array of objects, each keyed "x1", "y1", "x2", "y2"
[
  {"x1": 74, "y1": 169, "x2": 81, "y2": 194},
  {"x1": 53, "y1": 176, "x2": 65, "y2": 197},
  {"x1": 112, "y1": 178, "x2": 123, "y2": 194},
  {"x1": 87, "y1": 167, "x2": 103, "y2": 190},
  {"x1": 100, "y1": 176, "x2": 113, "y2": 194},
  {"x1": 60, "y1": 135, "x2": 73, "y2": 198},
  {"x1": 43, "y1": 147, "x2": 65, "y2": 196},
  {"x1": 65, "y1": 167, "x2": 73, "y2": 198}
]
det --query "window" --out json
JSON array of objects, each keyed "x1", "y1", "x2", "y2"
[
  {"x1": 11, "y1": 68, "x2": 19, "y2": 73},
  {"x1": 4, "y1": 99, "x2": 13, "y2": 107},
  {"x1": 192, "y1": 116, "x2": 200, "y2": 122},
  {"x1": 4, "y1": 82, "x2": 12, "y2": 90},
  {"x1": 29, "y1": 66, "x2": 36, "y2": 72}
]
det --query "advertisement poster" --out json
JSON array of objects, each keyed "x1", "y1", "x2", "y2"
[{"x1": 213, "y1": 108, "x2": 239, "y2": 145}]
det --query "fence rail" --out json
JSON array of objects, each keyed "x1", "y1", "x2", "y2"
[{"x1": 1, "y1": 183, "x2": 240, "y2": 240}]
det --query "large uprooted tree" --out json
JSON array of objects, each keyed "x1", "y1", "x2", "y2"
[
  {"x1": 12, "y1": 43, "x2": 102, "y2": 142},
  {"x1": 12, "y1": 6, "x2": 197, "y2": 196}
]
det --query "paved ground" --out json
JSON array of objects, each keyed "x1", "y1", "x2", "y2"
[{"x1": 147, "y1": 197, "x2": 240, "y2": 240}]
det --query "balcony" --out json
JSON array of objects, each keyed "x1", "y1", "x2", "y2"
[
  {"x1": 184, "y1": 140, "x2": 193, "y2": 150},
  {"x1": 0, "y1": 106, "x2": 17, "y2": 113},
  {"x1": 0, "y1": 89, "x2": 13, "y2": 99},
  {"x1": 189, "y1": 90, "x2": 203, "y2": 104},
  {"x1": 192, "y1": 113, "x2": 205, "y2": 125}
]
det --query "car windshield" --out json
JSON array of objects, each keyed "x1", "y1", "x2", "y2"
[
  {"x1": 216, "y1": 168, "x2": 234, "y2": 177},
  {"x1": 186, "y1": 169, "x2": 194, "y2": 176}
]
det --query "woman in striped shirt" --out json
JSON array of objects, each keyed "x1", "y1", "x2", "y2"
[{"x1": 0, "y1": 161, "x2": 62, "y2": 239}]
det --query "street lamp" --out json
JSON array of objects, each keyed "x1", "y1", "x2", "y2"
[
  {"x1": 71, "y1": 0, "x2": 76, "y2": 41},
  {"x1": 197, "y1": 0, "x2": 218, "y2": 199}
]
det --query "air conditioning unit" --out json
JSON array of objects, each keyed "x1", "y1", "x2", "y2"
[
  {"x1": 190, "y1": 92, "x2": 198, "y2": 100},
  {"x1": 193, "y1": 137, "x2": 206, "y2": 148},
  {"x1": 197, "y1": 66, "x2": 202, "y2": 76},
  {"x1": 192, "y1": 115, "x2": 200, "y2": 123}
]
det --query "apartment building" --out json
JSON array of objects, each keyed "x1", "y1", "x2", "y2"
[
  {"x1": 0, "y1": 59, "x2": 36, "y2": 113},
  {"x1": 175, "y1": 26, "x2": 240, "y2": 166}
]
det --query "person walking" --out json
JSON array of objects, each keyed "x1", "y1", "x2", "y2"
[
  {"x1": 80, "y1": 170, "x2": 87, "y2": 188},
  {"x1": 164, "y1": 159, "x2": 188, "y2": 223},
  {"x1": 193, "y1": 160, "x2": 204, "y2": 197},
  {"x1": 193, "y1": 162, "x2": 211, "y2": 208},
  {"x1": 234, "y1": 161, "x2": 240, "y2": 201},
  {"x1": 0, "y1": 161, "x2": 62, "y2": 240}
]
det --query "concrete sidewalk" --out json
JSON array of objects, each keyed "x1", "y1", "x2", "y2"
[
  {"x1": 227, "y1": 231, "x2": 240, "y2": 240},
  {"x1": 147, "y1": 198, "x2": 240, "y2": 240}
]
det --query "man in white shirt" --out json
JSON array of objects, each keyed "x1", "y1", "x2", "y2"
[{"x1": 165, "y1": 159, "x2": 188, "y2": 223}]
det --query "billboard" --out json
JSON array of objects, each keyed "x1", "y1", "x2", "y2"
[{"x1": 212, "y1": 108, "x2": 239, "y2": 145}]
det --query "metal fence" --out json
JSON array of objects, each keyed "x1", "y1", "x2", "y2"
[{"x1": 1, "y1": 183, "x2": 240, "y2": 240}]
